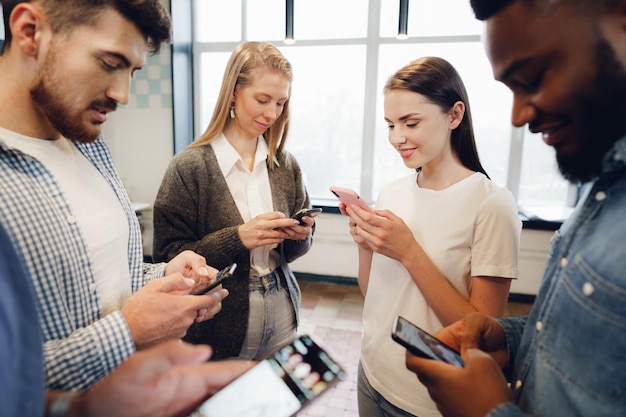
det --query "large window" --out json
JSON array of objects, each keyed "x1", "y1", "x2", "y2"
[{"x1": 189, "y1": 0, "x2": 575, "y2": 211}]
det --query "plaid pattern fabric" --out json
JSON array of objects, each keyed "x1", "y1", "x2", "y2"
[{"x1": 0, "y1": 134, "x2": 166, "y2": 390}]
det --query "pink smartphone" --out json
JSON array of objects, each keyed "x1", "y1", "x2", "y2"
[{"x1": 329, "y1": 186, "x2": 374, "y2": 213}]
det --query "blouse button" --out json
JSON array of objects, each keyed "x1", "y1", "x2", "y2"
[
  {"x1": 559, "y1": 258, "x2": 568, "y2": 268},
  {"x1": 535, "y1": 321, "x2": 543, "y2": 332},
  {"x1": 515, "y1": 380, "x2": 523, "y2": 390},
  {"x1": 582, "y1": 282, "x2": 595, "y2": 296},
  {"x1": 595, "y1": 191, "x2": 607, "y2": 201}
]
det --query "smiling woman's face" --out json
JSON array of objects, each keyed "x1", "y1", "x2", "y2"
[{"x1": 384, "y1": 89, "x2": 454, "y2": 171}]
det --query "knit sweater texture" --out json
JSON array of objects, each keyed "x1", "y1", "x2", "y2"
[{"x1": 153, "y1": 144, "x2": 312, "y2": 359}]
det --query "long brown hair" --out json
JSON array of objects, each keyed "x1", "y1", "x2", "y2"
[{"x1": 385, "y1": 56, "x2": 489, "y2": 178}]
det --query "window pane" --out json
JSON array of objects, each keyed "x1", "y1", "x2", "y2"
[
  {"x1": 194, "y1": 0, "x2": 241, "y2": 42},
  {"x1": 518, "y1": 131, "x2": 570, "y2": 207},
  {"x1": 247, "y1": 0, "x2": 285, "y2": 41},
  {"x1": 282, "y1": 45, "x2": 366, "y2": 202},
  {"x1": 197, "y1": 52, "x2": 232, "y2": 133},
  {"x1": 295, "y1": 0, "x2": 368, "y2": 40},
  {"x1": 373, "y1": 43, "x2": 513, "y2": 198},
  {"x1": 380, "y1": 0, "x2": 482, "y2": 38}
]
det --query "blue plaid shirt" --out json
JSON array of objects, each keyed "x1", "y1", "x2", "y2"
[{"x1": 0, "y1": 133, "x2": 166, "y2": 390}]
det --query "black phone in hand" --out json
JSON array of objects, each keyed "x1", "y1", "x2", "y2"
[{"x1": 186, "y1": 263, "x2": 237, "y2": 295}]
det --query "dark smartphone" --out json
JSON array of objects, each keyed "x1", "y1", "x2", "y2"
[
  {"x1": 391, "y1": 316, "x2": 464, "y2": 368},
  {"x1": 292, "y1": 207, "x2": 323, "y2": 222},
  {"x1": 186, "y1": 263, "x2": 237, "y2": 296},
  {"x1": 196, "y1": 334, "x2": 346, "y2": 417}
]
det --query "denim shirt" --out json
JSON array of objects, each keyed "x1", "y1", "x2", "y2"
[{"x1": 489, "y1": 136, "x2": 626, "y2": 417}]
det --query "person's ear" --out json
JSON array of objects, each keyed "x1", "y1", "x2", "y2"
[
  {"x1": 8, "y1": 3, "x2": 46, "y2": 57},
  {"x1": 449, "y1": 101, "x2": 465, "y2": 130}
]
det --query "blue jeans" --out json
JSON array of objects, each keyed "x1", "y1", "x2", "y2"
[
  {"x1": 358, "y1": 361, "x2": 417, "y2": 417},
  {"x1": 237, "y1": 271, "x2": 296, "y2": 360}
]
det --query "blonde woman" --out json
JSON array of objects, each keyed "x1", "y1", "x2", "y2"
[{"x1": 153, "y1": 42, "x2": 314, "y2": 360}]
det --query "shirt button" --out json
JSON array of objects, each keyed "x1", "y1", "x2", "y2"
[
  {"x1": 559, "y1": 258, "x2": 568, "y2": 268},
  {"x1": 582, "y1": 282, "x2": 595, "y2": 296},
  {"x1": 595, "y1": 191, "x2": 607, "y2": 201},
  {"x1": 614, "y1": 152, "x2": 623, "y2": 161},
  {"x1": 515, "y1": 380, "x2": 523, "y2": 390},
  {"x1": 535, "y1": 321, "x2": 543, "y2": 332},
  {"x1": 67, "y1": 215, "x2": 77, "y2": 224},
  {"x1": 89, "y1": 283, "x2": 97, "y2": 292}
]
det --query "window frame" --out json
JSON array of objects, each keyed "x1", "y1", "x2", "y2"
[{"x1": 175, "y1": 0, "x2": 578, "y2": 211}]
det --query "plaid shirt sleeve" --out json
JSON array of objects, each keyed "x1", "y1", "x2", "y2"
[{"x1": 0, "y1": 136, "x2": 157, "y2": 390}]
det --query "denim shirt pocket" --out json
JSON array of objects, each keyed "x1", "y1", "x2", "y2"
[{"x1": 539, "y1": 253, "x2": 626, "y2": 404}]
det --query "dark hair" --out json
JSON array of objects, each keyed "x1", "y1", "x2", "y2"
[
  {"x1": 384, "y1": 56, "x2": 489, "y2": 178},
  {"x1": 470, "y1": 0, "x2": 516, "y2": 20},
  {"x1": 470, "y1": 0, "x2": 620, "y2": 21},
  {"x1": 2, "y1": 0, "x2": 171, "y2": 54}
]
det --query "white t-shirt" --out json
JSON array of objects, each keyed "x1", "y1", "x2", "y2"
[
  {"x1": 0, "y1": 128, "x2": 130, "y2": 316},
  {"x1": 361, "y1": 171, "x2": 520, "y2": 417}
]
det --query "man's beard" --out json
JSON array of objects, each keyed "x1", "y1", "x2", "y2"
[
  {"x1": 30, "y1": 50, "x2": 115, "y2": 144},
  {"x1": 557, "y1": 37, "x2": 626, "y2": 183}
]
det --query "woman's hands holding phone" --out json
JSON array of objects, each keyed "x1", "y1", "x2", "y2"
[
  {"x1": 344, "y1": 204, "x2": 418, "y2": 264},
  {"x1": 238, "y1": 211, "x2": 312, "y2": 249}
]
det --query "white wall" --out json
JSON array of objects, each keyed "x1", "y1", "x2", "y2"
[{"x1": 101, "y1": 45, "x2": 173, "y2": 255}]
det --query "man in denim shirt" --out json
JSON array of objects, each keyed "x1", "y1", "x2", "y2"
[{"x1": 405, "y1": 1, "x2": 626, "y2": 416}]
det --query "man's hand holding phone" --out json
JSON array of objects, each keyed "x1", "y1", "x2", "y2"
[
  {"x1": 186, "y1": 263, "x2": 237, "y2": 296},
  {"x1": 401, "y1": 313, "x2": 513, "y2": 417}
]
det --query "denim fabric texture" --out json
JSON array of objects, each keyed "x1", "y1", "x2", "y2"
[
  {"x1": 357, "y1": 361, "x2": 417, "y2": 417},
  {"x1": 492, "y1": 136, "x2": 626, "y2": 417},
  {"x1": 0, "y1": 223, "x2": 45, "y2": 417},
  {"x1": 237, "y1": 271, "x2": 297, "y2": 360}
]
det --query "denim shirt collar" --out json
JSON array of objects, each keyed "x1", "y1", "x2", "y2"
[{"x1": 602, "y1": 134, "x2": 626, "y2": 175}]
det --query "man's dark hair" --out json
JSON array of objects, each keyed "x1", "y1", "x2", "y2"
[
  {"x1": 470, "y1": 0, "x2": 621, "y2": 21},
  {"x1": 470, "y1": 0, "x2": 516, "y2": 20},
  {"x1": 2, "y1": 0, "x2": 171, "y2": 54}
]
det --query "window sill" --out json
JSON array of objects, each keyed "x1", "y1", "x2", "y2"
[{"x1": 313, "y1": 202, "x2": 568, "y2": 231}]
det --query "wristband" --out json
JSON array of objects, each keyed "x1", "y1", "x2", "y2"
[{"x1": 49, "y1": 391, "x2": 80, "y2": 417}]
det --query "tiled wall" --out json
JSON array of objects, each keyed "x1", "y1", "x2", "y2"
[{"x1": 130, "y1": 48, "x2": 173, "y2": 110}]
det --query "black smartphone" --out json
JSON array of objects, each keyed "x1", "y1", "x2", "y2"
[
  {"x1": 292, "y1": 207, "x2": 323, "y2": 222},
  {"x1": 391, "y1": 316, "x2": 464, "y2": 368},
  {"x1": 186, "y1": 263, "x2": 237, "y2": 296},
  {"x1": 195, "y1": 334, "x2": 345, "y2": 417}
]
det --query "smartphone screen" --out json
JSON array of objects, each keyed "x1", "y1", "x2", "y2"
[
  {"x1": 392, "y1": 316, "x2": 464, "y2": 368},
  {"x1": 196, "y1": 335, "x2": 345, "y2": 417},
  {"x1": 186, "y1": 263, "x2": 237, "y2": 296}
]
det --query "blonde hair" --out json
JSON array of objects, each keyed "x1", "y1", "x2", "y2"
[{"x1": 190, "y1": 41, "x2": 292, "y2": 168}]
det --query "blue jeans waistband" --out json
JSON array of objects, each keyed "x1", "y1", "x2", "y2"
[{"x1": 249, "y1": 270, "x2": 285, "y2": 292}]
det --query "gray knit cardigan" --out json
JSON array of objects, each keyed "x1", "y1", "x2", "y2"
[{"x1": 152, "y1": 144, "x2": 313, "y2": 359}]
